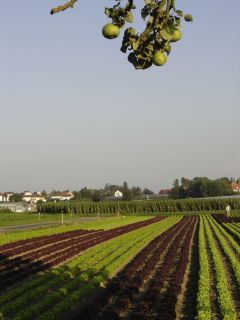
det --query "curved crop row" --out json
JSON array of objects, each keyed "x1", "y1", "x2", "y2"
[
  {"x1": 0, "y1": 217, "x2": 164, "y2": 287},
  {"x1": 0, "y1": 229, "x2": 96, "y2": 253},
  {"x1": 0, "y1": 216, "x2": 153, "y2": 246},
  {"x1": 206, "y1": 216, "x2": 240, "y2": 288},
  {"x1": 230, "y1": 212, "x2": 240, "y2": 218},
  {"x1": 1, "y1": 226, "x2": 158, "y2": 316},
  {"x1": 35, "y1": 218, "x2": 181, "y2": 320},
  {"x1": 229, "y1": 223, "x2": 240, "y2": 233},
  {"x1": 1, "y1": 223, "x2": 168, "y2": 310},
  {"x1": 68, "y1": 216, "x2": 182, "y2": 272},
  {"x1": 77, "y1": 217, "x2": 196, "y2": 320},
  {"x1": 212, "y1": 214, "x2": 240, "y2": 224},
  {"x1": 209, "y1": 218, "x2": 240, "y2": 257},
  {"x1": 204, "y1": 217, "x2": 238, "y2": 319},
  {"x1": 42, "y1": 217, "x2": 185, "y2": 320},
  {"x1": 150, "y1": 217, "x2": 197, "y2": 320},
  {"x1": 196, "y1": 216, "x2": 211, "y2": 320},
  {"x1": 221, "y1": 223, "x2": 240, "y2": 242},
  {"x1": 0, "y1": 217, "x2": 161, "y2": 257},
  {"x1": 0, "y1": 217, "x2": 181, "y2": 320}
]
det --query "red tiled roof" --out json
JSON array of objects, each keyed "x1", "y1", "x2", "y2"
[
  {"x1": 51, "y1": 191, "x2": 73, "y2": 197},
  {"x1": 231, "y1": 183, "x2": 240, "y2": 190},
  {"x1": 159, "y1": 189, "x2": 171, "y2": 194}
]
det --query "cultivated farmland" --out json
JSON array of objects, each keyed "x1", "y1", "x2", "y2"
[{"x1": 0, "y1": 213, "x2": 239, "y2": 320}]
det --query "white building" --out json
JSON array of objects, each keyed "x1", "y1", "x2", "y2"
[
  {"x1": 0, "y1": 192, "x2": 13, "y2": 202},
  {"x1": 0, "y1": 202, "x2": 36, "y2": 212},
  {"x1": 114, "y1": 190, "x2": 123, "y2": 198},
  {"x1": 50, "y1": 190, "x2": 74, "y2": 201},
  {"x1": 22, "y1": 191, "x2": 46, "y2": 203}
]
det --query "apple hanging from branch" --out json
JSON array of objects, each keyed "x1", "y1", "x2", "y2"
[{"x1": 50, "y1": 0, "x2": 193, "y2": 70}]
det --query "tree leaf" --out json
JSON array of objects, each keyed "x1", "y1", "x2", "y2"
[
  {"x1": 165, "y1": 19, "x2": 175, "y2": 35},
  {"x1": 132, "y1": 41, "x2": 139, "y2": 50},
  {"x1": 175, "y1": 17, "x2": 181, "y2": 26},
  {"x1": 163, "y1": 43, "x2": 171, "y2": 55},
  {"x1": 104, "y1": 8, "x2": 111, "y2": 17},
  {"x1": 176, "y1": 10, "x2": 183, "y2": 17},
  {"x1": 141, "y1": 7, "x2": 150, "y2": 20},
  {"x1": 125, "y1": 11, "x2": 134, "y2": 23},
  {"x1": 149, "y1": 16, "x2": 154, "y2": 24},
  {"x1": 160, "y1": 29, "x2": 172, "y2": 41},
  {"x1": 127, "y1": 27, "x2": 137, "y2": 36}
]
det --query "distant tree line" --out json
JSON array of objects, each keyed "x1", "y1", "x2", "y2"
[
  {"x1": 37, "y1": 197, "x2": 240, "y2": 214},
  {"x1": 72, "y1": 182, "x2": 155, "y2": 202},
  {"x1": 9, "y1": 193, "x2": 23, "y2": 202},
  {"x1": 5, "y1": 183, "x2": 156, "y2": 204},
  {"x1": 170, "y1": 177, "x2": 236, "y2": 199},
  {"x1": 6, "y1": 176, "x2": 240, "y2": 204}
]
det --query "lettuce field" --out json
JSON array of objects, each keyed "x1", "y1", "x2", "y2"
[{"x1": 0, "y1": 213, "x2": 239, "y2": 320}]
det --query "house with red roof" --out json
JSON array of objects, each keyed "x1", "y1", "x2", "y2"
[{"x1": 231, "y1": 183, "x2": 240, "y2": 192}]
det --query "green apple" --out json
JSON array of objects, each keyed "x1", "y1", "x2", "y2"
[
  {"x1": 102, "y1": 23, "x2": 120, "y2": 39},
  {"x1": 171, "y1": 29, "x2": 182, "y2": 42},
  {"x1": 152, "y1": 51, "x2": 167, "y2": 66}
]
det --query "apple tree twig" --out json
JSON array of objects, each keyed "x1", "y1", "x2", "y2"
[{"x1": 50, "y1": 0, "x2": 78, "y2": 15}]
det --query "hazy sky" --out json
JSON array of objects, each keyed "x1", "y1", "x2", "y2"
[{"x1": 1, "y1": 0, "x2": 240, "y2": 193}]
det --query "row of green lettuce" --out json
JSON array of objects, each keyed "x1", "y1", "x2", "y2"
[{"x1": 37, "y1": 198, "x2": 240, "y2": 214}]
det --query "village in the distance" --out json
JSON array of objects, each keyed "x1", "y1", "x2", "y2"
[{"x1": 1, "y1": 178, "x2": 240, "y2": 212}]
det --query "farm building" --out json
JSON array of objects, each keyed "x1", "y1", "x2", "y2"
[
  {"x1": 22, "y1": 191, "x2": 46, "y2": 203},
  {"x1": 114, "y1": 190, "x2": 123, "y2": 198},
  {"x1": 231, "y1": 183, "x2": 240, "y2": 192},
  {"x1": 50, "y1": 190, "x2": 74, "y2": 201},
  {"x1": 0, "y1": 192, "x2": 13, "y2": 202},
  {"x1": 0, "y1": 202, "x2": 36, "y2": 212}
]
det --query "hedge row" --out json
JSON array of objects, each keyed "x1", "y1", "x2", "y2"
[{"x1": 37, "y1": 198, "x2": 240, "y2": 215}]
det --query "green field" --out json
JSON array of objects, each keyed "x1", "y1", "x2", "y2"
[
  {"x1": 0, "y1": 213, "x2": 239, "y2": 320},
  {"x1": 0, "y1": 215, "x2": 152, "y2": 245},
  {"x1": 0, "y1": 212, "x2": 93, "y2": 227}
]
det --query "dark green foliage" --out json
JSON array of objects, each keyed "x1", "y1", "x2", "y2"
[
  {"x1": 37, "y1": 198, "x2": 240, "y2": 215},
  {"x1": 92, "y1": 191, "x2": 104, "y2": 202},
  {"x1": 143, "y1": 188, "x2": 154, "y2": 195},
  {"x1": 0, "y1": 208, "x2": 12, "y2": 213},
  {"x1": 50, "y1": 0, "x2": 192, "y2": 70},
  {"x1": 170, "y1": 177, "x2": 233, "y2": 199},
  {"x1": 9, "y1": 193, "x2": 23, "y2": 202},
  {"x1": 111, "y1": 0, "x2": 193, "y2": 69},
  {"x1": 121, "y1": 181, "x2": 134, "y2": 201}
]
